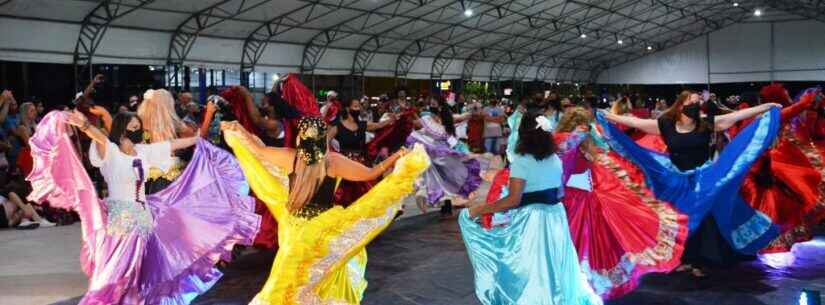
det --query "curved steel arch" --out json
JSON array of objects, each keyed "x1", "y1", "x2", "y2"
[
  {"x1": 166, "y1": 0, "x2": 273, "y2": 67},
  {"x1": 73, "y1": 0, "x2": 156, "y2": 90},
  {"x1": 395, "y1": 39, "x2": 439, "y2": 78},
  {"x1": 430, "y1": 45, "x2": 460, "y2": 79},
  {"x1": 461, "y1": 49, "x2": 486, "y2": 80}
]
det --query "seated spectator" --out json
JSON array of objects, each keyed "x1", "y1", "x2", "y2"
[{"x1": 0, "y1": 192, "x2": 56, "y2": 229}]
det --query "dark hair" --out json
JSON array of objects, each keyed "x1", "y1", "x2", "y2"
[
  {"x1": 433, "y1": 97, "x2": 456, "y2": 136},
  {"x1": 338, "y1": 98, "x2": 359, "y2": 121},
  {"x1": 516, "y1": 111, "x2": 557, "y2": 160},
  {"x1": 108, "y1": 112, "x2": 142, "y2": 143}
]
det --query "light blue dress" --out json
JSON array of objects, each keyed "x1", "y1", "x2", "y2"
[{"x1": 459, "y1": 152, "x2": 602, "y2": 305}]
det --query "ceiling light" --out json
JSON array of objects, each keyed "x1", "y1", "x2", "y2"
[
  {"x1": 556, "y1": 82, "x2": 560, "y2": 85},
  {"x1": 580, "y1": 33, "x2": 587, "y2": 38},
  {"x1": 464, "y1": 8, "x2": 473, "y2": 17},
  {"x1": 733, "y1": 2, "x2": 739, "y2": 7},
  {"x1": 617, "y1": 39, "x2": 624, "y2": 45},
  {"x1": 646, "y1": 45, "x2": 653, "y2": 51},
  {"x1": 754, "y1": 8, "x2": 762, "y2": 16}
]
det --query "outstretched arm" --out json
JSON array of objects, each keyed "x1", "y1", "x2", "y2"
[
  {"x1": 221, "y1": 121, "x2": 296, "y2": 172},
  {"x1": 88, "y1": 105, "x2": 112, "y2": 131},
  {"x1": 328, "y1": 148, "x2": 406, "y2": 181},
  {"x1": 780, "y1": 91, "x2": 819, "y2": 124},
  {"x1": 366, "y1": 115, "x2": 395, "y2": 131},
  {"x1": 468, "y1": 177, "x2": 525, "y2": 217},
  {"x1": 170, "y1": 135, "x2": 198, "y2": 150},
  {"x1": 66, "y1": 110, "x2": 108, "y2": 159},
  {"x1": 599, "y1": 110, "x2": 660, "y2": 135},
  {"x1": 715, "y1": 103, "x2": 782, "y2": 131},
  {"x1": 199, "y1": 101, "x2": 217, "y2": 138}
]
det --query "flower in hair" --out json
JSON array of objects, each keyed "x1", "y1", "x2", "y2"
[{"x1": 535, "y1": 115, "x2": 554, "y2": 132}]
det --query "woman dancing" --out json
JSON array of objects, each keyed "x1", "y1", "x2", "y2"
[
  {"x1": 480, "y1": 107, "x2": 688, "y2": 299},
  {"x1": 136, "y1": 89, "x2": 191, "y2": 194},
  {"x1": 221, "y1": 117, "x2": 428, "y2": 305},
  {"x1": 26, "y1": 110, "x2": 260, "y2": 304},
  {"x1": 460, "y1": 111, "x2": 602, "y2": 305},
  {"x1": 328, "y1": 98, "x2": 396, "y2": 206},
  {"x1": 598, "y1": 90, "x2": 782, "y2": 275},
  {"x1": 407, "y1": 97, "x2": 482, "y2": 215}
]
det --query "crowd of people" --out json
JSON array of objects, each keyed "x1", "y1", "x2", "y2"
[{"x1": 4, "y1": 71, "x2": 825, "y2": 305}]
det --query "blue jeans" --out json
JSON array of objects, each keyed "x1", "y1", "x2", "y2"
[{"x1": 484, "y1": 137, "x2": 499, "y2": 154}]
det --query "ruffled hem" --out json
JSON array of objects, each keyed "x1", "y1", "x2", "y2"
[
  {"x1": 141, "y1": 196, "x2": 260, "y2": 304},
  {"x1": 457, "y1": 158, "x2": 483, "y2": 198}
]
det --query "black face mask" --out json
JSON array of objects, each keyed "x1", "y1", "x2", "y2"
[
  {"x1": 681, "y1": 103, "x2": 701, "y2": 120},
  {"x1": 348, "y1": 110, "x2": 361, "y2": 119},
  {"x1": 126, "y1": 130, "x2": 144, "y2": 144}
]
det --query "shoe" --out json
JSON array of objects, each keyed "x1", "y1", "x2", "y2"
[
  {"x1": 16, "y1": 219, "x2": 39, "y2": 230},
  {"x1": 38, "y1": 219, "x2": 57, "y2": 227}
]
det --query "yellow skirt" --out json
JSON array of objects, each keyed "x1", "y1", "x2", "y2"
[{"x1": 224, "y1": 132, "x2": 430, "y2": 305}]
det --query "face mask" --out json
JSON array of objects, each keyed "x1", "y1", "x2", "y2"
[
  {"x1": 681, "y1": 103, "x2": 701, "y2": 120},
  {"x1": 126, "y1": 130, "x2": 144, "y2": 144},
  {"x1": 349, "y1": 110, "x2": 361, "y2": 119}
]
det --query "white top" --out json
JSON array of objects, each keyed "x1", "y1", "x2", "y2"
[{"x1": 89, "y1": 141, "x2": 173, "y2": 202}]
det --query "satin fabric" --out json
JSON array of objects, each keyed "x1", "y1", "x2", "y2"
[
  {"x1": 405, "y1": 115, "x2": 482, "y2": 205},
  {"x1": 484, "y1": 129, "x2": 687, "y2": 299},
  {"x1": 223, "y1": 131, "x2": 429, "y2": 305},
  {"x1": 459, "y1": 204, "x2": 603, "y2": 305},
  {"x1": 728, "y1": 90, "x2": 825, "y2": 253},
  {"x1": 225, "y1": 86, "x2": 279, "y2": 250},
  {"x1": 595, "y1": 109, "x2": 781, "y2": 254},
  {"x1": 26, "y1": 111, "x2": 261, "y2": 304},
  {"x1": 366, "y1": 108, "x2": 417, "y2": 161}
]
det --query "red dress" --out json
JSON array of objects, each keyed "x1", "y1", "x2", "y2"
[
  {"x1": 483, "y1": 133, "x2": 688, "y2": 299},
  {"x1": 728, "y1": 91, "x2": 825, "y2": 253}
]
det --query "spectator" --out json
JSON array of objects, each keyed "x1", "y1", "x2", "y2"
[
  {"x1": 1, "y1": 191, "x2": 56, "y2": 229},
  {"x1": 176, "y1": 91, "x2": 193, "y2": 118},
  {"x1": 482, "y1": 99, "x2": 505, "y2": 154}
]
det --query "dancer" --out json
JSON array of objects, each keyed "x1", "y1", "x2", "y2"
[
  {"x1": 26, "y1": 110, "x2": 260, "y2": 304},
  {"x1": 221, "y1": 117, "x2": 428, "y2": 305},
  {"x1": 482, "y1": 107, "x2": 688, "y2": 299},
  {"x1": 136, "y1": 89, "x2": 190, "y2": 194},
  {"x1": 406, "y1": 97, "x2": 482, "y2": 215},
  {"x1": 460, "y1": 111, "x2": 602, "y2": 305},
  {"x1": 328, "y1": 98, "x2": 396, "y2": 206},
  {"x1": 597, "y1": 90, "x2": 781, "y2": 275},
  {"x1": 728, "y1": 85, "x2": 825, "y2": 254}
]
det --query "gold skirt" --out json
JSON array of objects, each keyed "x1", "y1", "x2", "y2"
[{"x1": 224, "y1": 132, "x2": 430, "y2": 305}]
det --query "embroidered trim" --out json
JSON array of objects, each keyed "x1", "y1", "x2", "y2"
[{"x1": 731, "y1": 211, "x2": 773, "y2": 250}]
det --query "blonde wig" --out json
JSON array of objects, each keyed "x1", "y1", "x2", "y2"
[
  {"x1": 18, "y1": 102, "x2": 36, "y2": 128},
  {"x1": 137, "y1": 89, "x2": 181, "y2": 142},
  {"x1": 556, "y1": 106, "x2": 594, "y2": 133}
]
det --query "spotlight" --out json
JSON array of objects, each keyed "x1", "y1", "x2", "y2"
[
  {"x1": 464, "y1": 8, "x2": 473, "y2": 17},
  {"x1": 617, "y1": 39, "x2": 624, "y2": 45},
  {"x1": 754, "y1": 8, "x2": 762, "y2": 16},
  {"x1": 580, "y1": 33, "x2": 587, "y2": 38},
  {"x1": 733, "y1": 2, "x2": 739, "y2": 7}
]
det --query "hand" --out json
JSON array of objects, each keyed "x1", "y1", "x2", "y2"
[
  {"x1": 93, "y1": 74, "x2": 104, "y2": 84},
  {"x1": 220, "y1": 121, "x2": 243, "y2": 132},
  {"x1": 1, "y1": 90, "x2": 12, "y2": 103},
  {"x1": 468, "y1": 204, "x2": 482, "y2": 218},
  {"x1": 205, "y1": 101, "x2": 217, "y2": 115},
  {"x1": 66, "y1": 110, "x2": 89, "y2": 128}
]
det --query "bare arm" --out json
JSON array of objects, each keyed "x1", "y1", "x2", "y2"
[
  {"x1": 221, "y1": 121, "x2": 296, "y2": 172},
  {"x1": 600, "y1": 110, "x2": 660, "y2": 135},
  {"x1": 66, "y1": 110, "x2": 108, "y2": 158},
  {"x1": 88, "y1": 105, "x2": 112, "y2": 131},
  {"x1": 366, "y1": 116, "x2": 395, "y2": 131},
  {"x1": 327, "y1": 125, "x2": 338, "y2": 146},
  {"x1": 170, "y1": 136, "x2": 198, "y2": 151},
  {"x1": 714, "y1": 103, "x2": 781, "y2": 131},
  {"x1": 13, "y1": 125, "x2": 31, "y2": 147},
  {"x1": 328, "y1": 148, "x2": 405, "y2": 181},
  {"x1": 199, "y1": 101, "x2": 216, "y2": 138},
  {"x1": 468, "y1": 178, "x2": 526, "y2": 217},
  {"x1": 453, "y1": 112, "x2": 471, "y2": 123},
  {"x1": 0, "y1": 93, "x2": 9, "y2": 124}
]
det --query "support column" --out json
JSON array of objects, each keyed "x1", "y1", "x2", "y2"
[{"x1": 198, "y1": 67, "x2": 207, "y2": 103}]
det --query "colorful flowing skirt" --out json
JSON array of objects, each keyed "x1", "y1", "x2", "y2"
[
  {"x1": 405, "y1": 130, "x2": 482, "y2": 205},
  {"x1": 224, "y1": 131, "x2": 430, "y2": 305},
  {"x1": 596, "y1": 109, "x2": 782, "y2": 254},
  {"x1": 27, "y1": 112, "x2": 261, "y2": 305},
  {"x1": 459, "y1": 204, "x2": 603, "y2": 305}
]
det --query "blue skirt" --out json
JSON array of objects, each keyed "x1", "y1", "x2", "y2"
[
  {"x1": 595, "y1": 109, "x2": 782, "y2": 254},
  {"x1": 459, "y1": 204, "x2": 603, "y2": 305}
]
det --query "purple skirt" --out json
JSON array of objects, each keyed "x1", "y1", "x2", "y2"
[
  {"x1": 406, "y1": 130, "x2": 483, "y2": 205},
  {"x1": 27, "y1": 113, "x2": 260, "y2": 305}
]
